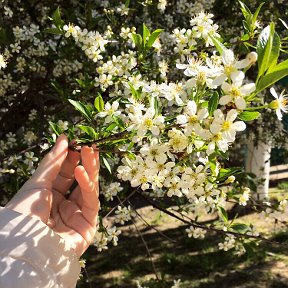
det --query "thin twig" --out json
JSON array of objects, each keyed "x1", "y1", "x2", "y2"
[
  {"x1": 130, "y1": 202, "x2": 177, "y2": 243},
  {"x1": 104, "y1": 190, "x2": 137, "y2": 219},
  {"x1": 83, "y1": 267, "x2": 92, "y2": 288},
  {"x1": 132, "y1": 218, "x2": 160, "y2": 281},
  {"x1": 0, "y1": 143, "x2": 41, "y2": 162},
  {"x1": 137, "y1": 191, "x2": 288, "y2": 247}
]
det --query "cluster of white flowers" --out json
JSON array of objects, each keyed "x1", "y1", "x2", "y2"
[
  {"x1": 57, "y1": 120, "x2": 69, "y2": 131},
  {"x1": 63, "y1": 24, "x2": 109, "y2": 62},
  {"x1": 185, "y1": 226, "x2": 207, "y2": 239},
  {"x1": 0, "y1": 54, "x2": 7, "y2": 70},
  {"x1": 23, "y1": 152, "x2": 38, "y2": 172},
  {"x1": 115, "y1": 205, "x2": 136, "y2": 225},
  {"x1": 157, "y1": 0, "x2": 168, "y2": 12},
  {"x1": 218, "y1": 234, "x2": 236, "y2": 251},
  {"x1": 95, "y1": 52, "x2": 137, "y2": 91},
  {"x1": 102, "y1": 182, "x2": 123, "y2": 201},
  {"x1": 239, "y1": 187, "x2": 250, "y2": 206},
  {"x1": 24, "y1": 131, "x2": 37, "y2": 145},
  {"x1": 93, "y1": 225, "x2": 122, "y2": 252},
  {"x1": 53, "y1": 59, "x2": 83, "y2": 77},
  {"x1": 261, "y1": 200, "x2": 288, "y2": 222}
]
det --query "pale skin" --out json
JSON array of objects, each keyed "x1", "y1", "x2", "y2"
[{"x1": 5, "y1": 134, "x2": 100, "y2": 257}]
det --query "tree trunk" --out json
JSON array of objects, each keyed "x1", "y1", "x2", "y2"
[{"x1": 245, "y1": 136, "x2": 271, "y2": 201}]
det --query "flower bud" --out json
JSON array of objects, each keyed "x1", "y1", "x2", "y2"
[
  {"x1": 246, "y1": 52, "x2": 258, "y2": 64},
  {"x1": 225, "y1": 175, "x2": 235, "y2": 184},
  {"x1": 269, "y1": 99, "x2": 281, "y2": 110}
]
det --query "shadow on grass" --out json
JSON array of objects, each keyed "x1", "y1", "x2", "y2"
[{"x1": 77, "y1": 225, "x2": 288, "y2": 288}]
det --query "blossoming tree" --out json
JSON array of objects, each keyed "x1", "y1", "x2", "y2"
[{"x1": 0, "y1": 0, "x2": 288, "y2": 285}]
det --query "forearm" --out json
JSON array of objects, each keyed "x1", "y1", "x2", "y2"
[{"x1": 0, "y1": 207, "x2": 81, "y2": 288}]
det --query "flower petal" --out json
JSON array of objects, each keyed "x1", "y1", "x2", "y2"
[
  {"x1": 270, "y1": 87, "x2": 278, "y2": 99},
  {"x1": 232, "y1": 121, "x2": 246, "y2": 131},
  {"x1": 231, "y1": 71, "x2": 244, "y2": 84},
  {"x1": 226, "y1": 109, "x2": 238, "y2": 122},
  {"x1": 219, "y1": 95, "x2": 232, "y2": 105},
  {"x1": 240, "y1": 83, "x2": 256, "y2": 95},
  {"x1": 235, "y1": 97, "x2": 246, "y2": 110}
]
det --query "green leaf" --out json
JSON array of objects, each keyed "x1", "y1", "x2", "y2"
[
  {"x1": 142, "y1": 23, "x2": 150, "y2": 47},
  {"x1": 256, "y1": 59, "x2": 288, "y2": 93},
  {"x1": 102, "y1": 156, "x2": 112, "y2": 174},
  {"x1": 208, "y1": 92, "x2": 219, "y2": 116},
  {"x1": 48, "y1": 121, "x2": 62, "y2": 136},
  {"x1": 44, "y1": 28, "x2": 63, "y2": 35},
  {"x1": 105, "y1": 122, "x2": 118, "y2": 132},
  {"x1": 218, "y1": 206, "x2": 228, "y2": 222},
  {"x1": 238, "y1": 111, "x2": 260, "y2": 121},
  {"x1": 146, "y1": 29, "x2": 164, "y2": 49},
  {"x1": 241, "y1": 33, "x2": 250, "y2": 41},
  {"x1": 131, "y1": 33, "x2": 142, "y2": 49},
  {"x1": 129, "y1": 83, "x2": 140, "y2": 100},
  {"x1": 217, "y1": 167, "x2": 242, "y2": 182},
  {"x1": 68, "y1": 99, "x2": 92, "y2": 122},
  {"x1": 125, "y1": 0, "x2": 130, "y2": 8},
  {"x1": 78, "y1": 125, "x2": 98, "y2": 139},
  {"x1": 208, "y1": 156, "x2": 218, "y2": 176},
  {"x1": 239, "y1": 1, "x2": 252, "y2": 21},
  {"x1": 51, "y1": 7, "x2": 64, "y2": 31},
  {"x1": 51, "y1": 81, "x2": 65, "y2": 97},
  {"x1": 231, "y1": 223, "x2": 249, "y2": 233},
  {"x1": 208, "y1": 34, "x2": 226, "y2": 55},
  {"x1": 252, "y1": 2, "x2": 265, "y2": 29},
  {"x1": 94, "y1": 94, "x2": 104, "y2": 112},
  {"x1": 256, "y1": 23, "x2": 280, "y2": 79}
]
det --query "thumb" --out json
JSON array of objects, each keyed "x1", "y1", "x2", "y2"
[{"x1": 31, "y1": 134, "x2": 69, "y2": 185}]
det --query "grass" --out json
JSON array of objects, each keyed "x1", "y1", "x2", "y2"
[{"x1": 77, "y1": 190, "x2": 288, "y2": 288}]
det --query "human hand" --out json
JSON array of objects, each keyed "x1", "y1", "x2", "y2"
[{"x1": 5, "y1": 135, "x2": 100, "y2": 257}]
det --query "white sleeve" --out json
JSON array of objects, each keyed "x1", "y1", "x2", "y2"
[{"x1": 0, "y1": 207, "x2": 81, "y2": 288}]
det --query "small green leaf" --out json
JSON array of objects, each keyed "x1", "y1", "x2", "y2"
[
  {"x1": 142, "y1": 23, "x2": 150, "y2": 47},
  {"x1": 208, "y1": 156, "x2": 218, "y2": 176},
  {"x1": 105, "y1": 122, "x2": 118, "y2": 132},
  {"x1": 208, "y1": 34, "x2": 226, "y2": 55},
  {"x1": 256, "y1": 23, "x2": 280, "y2": 79},
  {"x1": 125, "y1": 0, "x2": 130, "y2": 8},
  {"x1": 131, "y1": 33, "x2": 142, "y2": 49},
  {"x1": 218, "y1": 206, "x2": 228, "y2": 222},
  {"x1": 238, "y1": 111, "x2": 260, "y2": 121},
  {"x1": 239, "y1": 1, "x2": 252, "y2": 21},
  {"x1": 94, "y1": 94, "x2": 104, "y2": 112},
  {"x1": 68, "y1": 99, "x2": 92, "y2": 121},
  {"x1": 217, "y1": 167, "x2": 242, "y2": 182},
  {"x1": 44, "y1": 28, "x2": 63, "y2": 35},
  {"x1": 78, "y1": 125, "x2": 98, "y2": 139},
  {"x1": 51, "y1": 7, "x2": 64, "y2": 31},
  {"x1": 252, "y1": 2, "x2": 265, "y2": 30},
  {"x1": 129, "y1": 83, "x2": 140, "y2": 100},
  {"x1": 102, "y1": 156, "x2": 112, "y2": 174},
  {"x1": 208, "y1": 92, "x2": 219, "y2": 116},
  {"x1": 48, "y1": 121, "x2": 62, "y2": 136},
  {"x1": 241, "y1": 33, "x2": 250, "y2": 41},
  {"x1": 146, "y1": 29, "x2": 164, "y2": 49},
  {"x1": 231, "y1": 223, "x2": 249, "y2": 233},
  {"x1": 256, "y1": 59, "x2": 288, "y2": 93}
]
